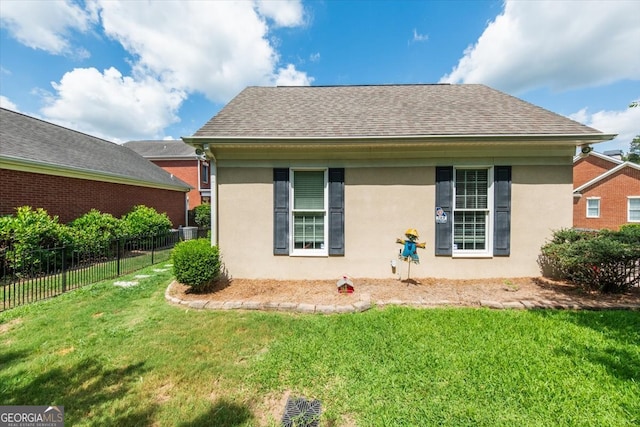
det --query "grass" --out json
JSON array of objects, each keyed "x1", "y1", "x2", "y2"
[{"x1": 1, "y1": 266, "x2": 639, "y2": 426}]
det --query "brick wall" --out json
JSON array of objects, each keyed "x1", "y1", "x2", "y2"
[
  {"x1": 152, "y1": 159, "x2": 210, "y2": 209},
  {"x1": 0, "y1": 169, "x2": 187, "y2": 227},
  {"x1": 573, "y1": 155, "x2": 619, "y2": 187},
  {"x1": 573, "y1": 166, "x2": 640, "y2": 230}
]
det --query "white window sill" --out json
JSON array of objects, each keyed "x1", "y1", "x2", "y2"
[
  {"x1": 452, "y1": 252, "x2": 493, "y2": 259},
  {"x1": 290, "y1": 250, "x2": 328, "y2": 257}
]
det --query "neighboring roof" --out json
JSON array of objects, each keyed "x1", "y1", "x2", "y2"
[
  {"x1": 573, "y1": 150, "x2": 624, "y2": 164},
  {"x1": 124, "y1": 140, "x2": 198, "y2": 159},
  {"x1": 574, "y1": 161, "x2": 640, "y2": 193},
  {"x1": 192, "y1": 84, "x2": 612, "y2": 141},
  {"x1": 0, "y1": 108, "x2": 191, "y2": 191}
]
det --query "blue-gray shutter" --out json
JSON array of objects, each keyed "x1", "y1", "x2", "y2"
[
  {"x1": 493, "y1": 166, "x2": 511, "y2": 256},
  {"x1": 328, "y1": 168, "x2": 345, "y2": 256},
  {"x1": 273, "y1": 168, "x2": 289, "y2": 255},
  {"x1": 435, "y1": 166, "x2": 453, "y2": 256}
]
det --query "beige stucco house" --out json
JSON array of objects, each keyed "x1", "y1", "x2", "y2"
[{"x1": 182, "y1": 84, "x2": 613, "y2": 280}]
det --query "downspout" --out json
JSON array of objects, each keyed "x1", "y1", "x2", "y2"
[{"x1": 207, "y1": 147, "x2": 218, "y2": 247}]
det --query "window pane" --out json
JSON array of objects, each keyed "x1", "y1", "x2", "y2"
[
  {"x1": 455, "y1": 169, "x2": 488, "y2": 209},
  {"x1": 293, "y1": 213, "x2": 325, "y2": 249},
  {"x1": 454, "y1": 211, "x2": 487, "y2": 250},
  {"x1": 630, "y1": 199, "x2": 640, "y2": 221},
  {"x1": 294, "y1": 171, "x2": 324, "y2": 210},
  {"x1": 587, "y1": 199, "x2": 600, "y2": 217}
]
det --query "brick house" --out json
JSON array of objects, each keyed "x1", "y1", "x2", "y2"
[
  {"x1": 182, "y1": 84, "x2": 614, "y2": 280},
  {"x1": 573, "y1": 150, "x2": 640, "y2": 229},
  {"x1": 123, "y1": 140, "x2": 210, "y2": 209},
  {"x1": 0, "y1": 108, "x2": 191, "y2": 226}
]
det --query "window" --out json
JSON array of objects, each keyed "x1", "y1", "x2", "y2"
[
  {"x1": 629, "y1": 197, "x2": 640, "y2": 222},
  {"x1": 292, "y1": 170, "x2": 327, "y2": 254},
  {"x1": 201, "y1": 161, "x2": 209, "y2": 184},
  {"x1": 586, "y1": 198, "x2": 600, "y2": 218},
  {"x1": 453, "y1": 168, "x2": 492, "y2": 255},
  {"x1": 435, "y1": 166, "x2": 511, "y2": 257},
  {"x1": 273, "y1": 168, "x2": 345, "y2": 256}
]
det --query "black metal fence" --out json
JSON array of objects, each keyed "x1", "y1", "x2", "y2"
[{"x1": 1, "y1": 231, "x2": 182, "y2": 312}]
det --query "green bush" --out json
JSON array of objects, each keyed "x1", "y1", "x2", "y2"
[
  {"x1": 540, "y1": 227, "x2": 640, "y2": 293},
  {"x1": 194, "y1": 204, "x2": 211, "y2": 228},
  {"x1": 121, "y1": 205, "x2": 172, "y2": 237},
  {"x1": 69, "y1": 209, "x2": 123, "y2": 254},
  {"x1": 172, "y1": 239, "x2": 221, "y2": 291},
  {"x1": 0, "y1": 207, "x2": 72, "y2": 274}
]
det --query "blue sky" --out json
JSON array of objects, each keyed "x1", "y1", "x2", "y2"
[{"x1": 1, "y1": 0, "x2": 639, "y2": 153}]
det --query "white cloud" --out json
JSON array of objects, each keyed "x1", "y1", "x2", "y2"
[
  {"x1": 412, "y1": 29, "x2": 428, "y2": 43},
  {"x1": 0, "y1": 96, "x2": 19, "y2": 111},
  {"x1": 94, "y1": 0, "x2": 309, "y2": 103},
  {"x1": 0, "y1": 0, "x2": 93, "y2": 56},
  {"x1": 41, "y1": 67, "x2": 186, "y2": 142},
  {"x1": 441, "y1": 0, "x2": 640, "y2": 93},
  {"x1": 255, "y1": 0, "x2": 305, "y2": 27},
  {"x1": 310, "y1": 52, "x2": 321, "y2": 63},
  {"x1": 4, "y1": 0, "x2": 310, "y2": 141},
  {"x1": 570, "y1": 105, "x2": 640, "y2": 152},
  {"x1": 274, "y1": 64, "x2": 314, "y2": 86}
]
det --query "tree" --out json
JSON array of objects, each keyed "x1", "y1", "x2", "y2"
[
  {"x1": 626, "y1": 101, "x2": 639, "y2": 163},
  {"x1": 629, "y1": 135, "x2": 640, "y2": 164}
]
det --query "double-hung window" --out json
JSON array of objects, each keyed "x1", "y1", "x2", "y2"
[
  {"x1": 453, "y1": 168, "x2": 492, "y2": 255},
  {"x1": 629, "y1": 197, "x2": 640, "y2": 222},
  {"x1": 292, "y1": 169, "x2": 328, "y2": 255},
  {"x1": 273, "y1": 168, "x2": 345, "y2": 257},
  {"x1": 586, "y1": 197, "x2": 600, "y2": 218},
  {"x1": 435, "y1": 166, "x2": 511, "y2": 257}
]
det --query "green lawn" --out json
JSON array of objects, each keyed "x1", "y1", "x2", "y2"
[{"x1": 1, "y1": 266, "x2": 638, "y2": 426}]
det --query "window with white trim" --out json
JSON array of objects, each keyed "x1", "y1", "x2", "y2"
[
  {"x1": 586, "y1": 197, "x2": 600, "y2": 218},
  {"x1": 201, "y1": 161, "x2": 209, "y2": 184},
  {"x1": 291, "y1": 169, "x2": 328, "y2": 255},
  {"x1": 453, "y1": 167, "x2": 493, "y2": 255},
  {"x1": 629, "y1": 197, "x2": 640, "y2": 222}
]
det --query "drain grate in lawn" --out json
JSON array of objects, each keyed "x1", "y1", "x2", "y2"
[{"x1": 281, "y1": 397, "x2": 321, "y2": 427}]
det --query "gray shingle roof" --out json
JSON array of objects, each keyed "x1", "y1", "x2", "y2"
[
  {"x1": 123, "y1": 140, "x2": 197, "y2": 158},
  {"x1": 0, "y1": 108, "x2": 190, "y2": 190},
  {"x1": 193, "y1": 84, "x2": 604, "y2": 138}
]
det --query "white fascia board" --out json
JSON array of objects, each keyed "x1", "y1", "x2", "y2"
[{"x1": 573, "y1": 151, "x2": 624, "y2": 164}]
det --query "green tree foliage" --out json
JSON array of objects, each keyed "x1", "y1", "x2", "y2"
[
  {"x1": 194, "y1": 203, "x2": 211, "y2": 228},
  {"x1": 628, "y1": 135, "x2": 640, "y2": 164},
  {"x1": 172, "y1": 239, "x2": 221, "y2": 291}
]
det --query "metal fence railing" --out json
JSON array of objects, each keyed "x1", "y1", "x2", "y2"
[{"x1": 1, "y1": 231, "x2": 182, "y2": 312}]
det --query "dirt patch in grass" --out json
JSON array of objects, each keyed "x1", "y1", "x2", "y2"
[
  {"x1": 0, "y1": 318, "x2": 22, "y2": 334},
  {"x1": 168, "y1": 277, "x2": 640, "y2": 308}
]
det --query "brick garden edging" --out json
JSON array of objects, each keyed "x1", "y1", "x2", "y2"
[{"x1": 165, "y1": 281, "x2": 640, "y2": 313}]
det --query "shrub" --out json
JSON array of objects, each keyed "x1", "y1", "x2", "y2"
[
  {"x1": 69, "y1": 209, "x2": 123, "y2": 254},
  {"x1": 194, "y1": 204, "x2": 211, "y2": 229},
  {"x1": 121, "y1": 205, "x2": 172, "y2": 237},
  {"x1": 172, "y1": 239, "x2": 221, "y2": 291},
  {"x1": 540, "y1": 228, "x2": 640, "y2": 293},
  {"x1": 0, "y1": 206, "x2": 72, "y2": 274}
]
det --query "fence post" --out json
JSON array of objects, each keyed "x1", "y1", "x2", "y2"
[
  {"x1": 151, "y1": 233, "x2": 155, "y2": 265},
  {"x1": 117, "y1": 238, "x2": 122, "y2": 276},
  {"x1": 61, "y1": 246, "x2": 67, "y2": 293}
]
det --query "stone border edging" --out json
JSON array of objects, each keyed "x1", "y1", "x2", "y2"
[{"x1": 165, "y1": 281, "x2": 640, "y2": 314}]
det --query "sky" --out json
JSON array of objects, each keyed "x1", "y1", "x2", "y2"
[{"x1": 1, "y1": 0, "x2": 639, "y2": 154}]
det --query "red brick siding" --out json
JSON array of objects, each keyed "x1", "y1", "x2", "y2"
[
  {"x1": 0, "y1": 169, "x2": 187, "y2": 226},
  {"x1": 573, "y1": 166, "x2": 640, "y2": 230},
  {"x1": 573, "y1": 156, "x2": 618, "y2": 188},
  {"x1": 152, "y1": 160, "x2": 210, "y2": 209}
]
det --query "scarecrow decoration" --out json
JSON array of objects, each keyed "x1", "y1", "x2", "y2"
[
  {"x1": 396, "y1": 228, "x2": 425, "y2": 280},
  {"x1": 337, "y1": 275, "x2": 354, "y2": 293}
]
